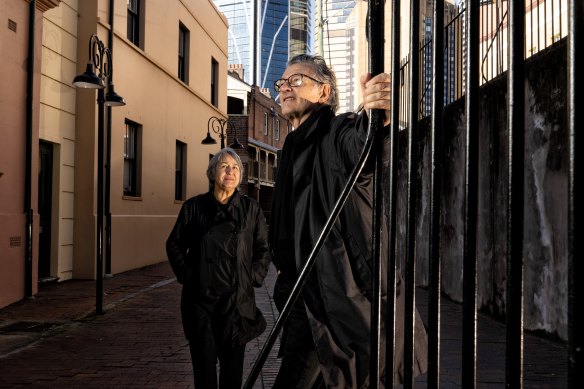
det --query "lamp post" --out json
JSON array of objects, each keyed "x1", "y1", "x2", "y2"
[
  {"x1": 201, "y1": 116, "x2": 243, "y2": 149},
  {"x1": 73, "y1": 34, "x2": 125, "y2": 315}
]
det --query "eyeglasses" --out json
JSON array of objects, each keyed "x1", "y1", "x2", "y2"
[{"x1": 274, "y1": 73, "x2": 324, "y2": 92}]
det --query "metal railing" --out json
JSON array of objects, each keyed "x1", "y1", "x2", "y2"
[
  {"x1": 243, "y1": 1, "x2": 581, "y2": 388},
  {"x1": 406, "y1": 0, "x2": 568, "y2": 124},
  {"x1": 247, "y1": 160, "x2": 276, "y2": 184}
]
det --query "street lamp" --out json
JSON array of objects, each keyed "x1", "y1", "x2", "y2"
[
  {"x1": 72, "y1": 34, "x2": 126, "y2": 315},
  {"x1": 201, "y1": 116, "x2": 243, "y2": 149}
]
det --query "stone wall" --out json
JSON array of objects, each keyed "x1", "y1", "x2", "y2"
[{"x1": 392, "y1": 40, "x2": 568, "y2": 340}]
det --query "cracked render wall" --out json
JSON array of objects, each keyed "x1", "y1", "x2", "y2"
[{"x1": 390, "y1": 40, "x2": 568, "y2": 340}]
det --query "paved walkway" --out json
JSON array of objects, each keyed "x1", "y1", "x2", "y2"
[{"x1": 0, "y1": 261, "x2": 567, "y2": 388}]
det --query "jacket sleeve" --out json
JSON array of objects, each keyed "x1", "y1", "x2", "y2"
[
  {"x1": 166, "y1": 201, "x2": 193, "y2": 284},
  {"x1": 251, "y1": 204, "x2": 272, "y2": 287},
  {"x1": 335, "y1": 111, "x2": 370, "y2": 172},
  {"x1": 336, "y1": 111, "x2": 390, "y2": 175}
]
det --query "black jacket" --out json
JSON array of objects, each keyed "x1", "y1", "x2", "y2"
[
  {"x1": 167, "y1": 190, "x2": 271, "y2": 340},
  {"x1": 270, "y1": 106, "x2": 427, "y2": 388}
]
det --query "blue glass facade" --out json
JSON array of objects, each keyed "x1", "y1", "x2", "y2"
[
  {"x1": 260, "y1": 0, "x2": 289, "y2": 90},
  {"x1": 214, "y1": 0, "x2": 298, "y2": 92}
]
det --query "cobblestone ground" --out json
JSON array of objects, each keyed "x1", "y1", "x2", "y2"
[
  {"x1": 0, "y1": 261, "x2": 567, "y2": 388},
  {"x1": 0, "y1": 263, "x2": 280, "y2": 389}
]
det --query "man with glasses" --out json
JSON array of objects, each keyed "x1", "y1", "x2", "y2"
[{"x1": 269, "y1": 54, "x2": 428, "y2": 388}]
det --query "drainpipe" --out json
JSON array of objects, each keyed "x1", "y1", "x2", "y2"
[
  {"x1": 104, "y1": 0, "x2": 114, "y2": 276},
  {"x1": 253, "y1": 0, "x2": 258, "y2": 86},
  {"x1": 318, "y1": 0, "x2": 324, "y2": 57},
  {"x1": 24, "y1": 0, "x2": 36, "y2": 298}
]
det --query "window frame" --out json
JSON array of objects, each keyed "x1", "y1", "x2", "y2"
[
  {"x1": 178, "y1": 22, "x2": 190, "y2": 84},
  {"x1": 211, "y1": 57, "x2": 219, "y2": 107},
  {"x1": 175, "y1": 140, "x2": 187, "y2": 201},
  {"x1": 127, "y1": 0, "x2": 143, "y2": 48},
  {"x1": 123, "y1": 119, "x2": 142, "y2": 197}
]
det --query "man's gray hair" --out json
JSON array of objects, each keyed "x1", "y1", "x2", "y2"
[
  {"x1": 288, "y1": 54, "x2": 339, "y2": 113},
  {"x1": 206, "y1": 147, "x2": 244, "y2": 188}
]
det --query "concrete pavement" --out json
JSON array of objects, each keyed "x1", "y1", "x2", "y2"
[{"x1": 0, "y1": 261, "x2": 567, "y2": 388}]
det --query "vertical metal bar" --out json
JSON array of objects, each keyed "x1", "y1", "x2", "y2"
[
  {"x1": 505, "y1": 0, "x2": 525, "y2": 387},
  {"x1": 480, "y1": 2, "x2": 484, "y2": 81},
  {"x1": 495, "y1": 1, "x2": 498, "y2": 76},
  {"x1": 105, "y1": 113, "x2": 112, "y2": 276},
  {"x1": 491, "y1": 1, "x2": 494, "y2": 80},
  {"x1": 386, "y1": 0, "x2": 402, "y2": 386},
  {"x1": 568, "y1": 0, "x2": 583, "y2": 387},
  {"x1": 105, "y1": 0, "x2": 115, "y2": 276},
  {"x1": 407, "y1": 57, "x2": 410, "y2": 126},
  {"x1": 446, "y1": 24, "x2": 450, "y2": 104},
  {"x1": 455, "y1": 17, "x2": 458, "y2": 98},
  {"x1": 428, "y1": 1, "x2": 444, "y2": 387},
  {"x1": 404, "y1": 0, "x2": 420, "y2": 387},
  {"x1": 558, "y1": 0, "x2": 561, "y2": 42},
  {"x1": 537, "y1": 0, "x2": 545, "y2": 51},
  {"x1": 96, "y1": 88, "x2": 105, "y2": 315},
  {"x1": 551, "y1": 0, "x2": 555, "y2": 45},
  {"x1": 452, "y1": 18, "x2": 455, "y2": 102},
  {"x1": 545, "y1": 0, "x2": 548, "y2": 48},
  {"x1": 462, "y1": 0, "x2": 480, "y2": 387},
  {"x1": 499, "y1": 3, "x2": 504, "y2": 73},
  {"x1": 492, "y1": 1, "x2": 496, "y2": 78},
  {"x1": 493, "y1": 1, "x2": 496, "y2": 79},
  {"x1": 487, "y1": 2, "x2": 491, "y2": 81},
  {"x1": 525, "y1": 0, "x2": 535, "y2": 58},
  {"x1": 367, "y1": 0, "x2": 385, "y2": 386},
  {"x1": 454, "y1": 16, "x2": 457, "y2": 102},
  {"x1": 485, "y1": 1, "x2": 488, "y2": 81},
  {"x1": 24, "y1": 0, "x2": 36, "y2": 298},
  {"x1": 458, "y1": 11, "x2": 463, "y2": 98},
  {"x1": 370, "y1": 134, "x2": 384, "y2": 389}
]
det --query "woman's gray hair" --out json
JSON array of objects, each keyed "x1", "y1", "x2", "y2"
[
  {"x1": 288, "y1": 54, "x2": 339, "y2": 113},
  {"x1": 206, "y1": 147, "x2": 244, "y2": 188}
]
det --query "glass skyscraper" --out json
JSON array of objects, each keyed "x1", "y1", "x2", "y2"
[
  {"x1": 315, "y1": 0, "x2": 356, "y2": 112},
  {"x1": 214, "y1": 0, "x2": 311, "y2": 93},
  {"x1": 290, "y1": 0, "x2": 312, "y2": 58}
]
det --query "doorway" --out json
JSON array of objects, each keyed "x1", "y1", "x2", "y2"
[{"x1": 38, "y1": 141, "x2": 54, "y2": 282}]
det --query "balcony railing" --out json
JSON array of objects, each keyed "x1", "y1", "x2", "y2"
[{"x1": 247, "y1": 161, "x2": 276, "y2": 185}]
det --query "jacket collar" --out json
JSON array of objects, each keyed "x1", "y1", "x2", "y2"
[
  {"x1": 205, "y1": 189, "x2": 240, "y2": 208},
  {"x1": 291, "y1": 105, "x2": 335, "y2": 146}
]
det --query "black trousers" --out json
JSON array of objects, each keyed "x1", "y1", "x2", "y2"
[
  {"x1": 273, "y1": 276, "x2": 323, "y2": 389},
  {"x1": 187, "y1": 295, "x2": 245, "y2": 389}
]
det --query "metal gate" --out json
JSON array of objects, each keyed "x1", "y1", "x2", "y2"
[{"x1": 244, "y1": 0, "x2": 582, "y2": 388}]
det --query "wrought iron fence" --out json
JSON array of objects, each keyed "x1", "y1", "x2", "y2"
[
  {"x1": 401, "y1": 0, "x2": 568, "y2": 125},
  {"x1": 243, "y1": 1, "x2": 581, "y2": 388}
]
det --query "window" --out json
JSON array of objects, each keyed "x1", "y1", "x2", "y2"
[
  {"x1": 178, "y1": 23, "x2": 190, "y2": 83},
  {"x1": 124, "y1": 120, "x2": 141, "y2": 197},
  {"x1": 211, "y1": 58, "x2": 219, "y2": 107},
  {"x1": 175, "y1": 141, "x2": 186, "y2": 201},
  {"x1": 263, "y1": 112, "x2": 268, "y2": 135},
  {"x1": 127, "y1": 0, "x2": 142, "y2": 48},
  {"x1": 275, "y1": 119, "x2": 280, "y2": 141}
]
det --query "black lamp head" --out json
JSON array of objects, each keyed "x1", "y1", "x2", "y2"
[
  {"x1": 201, "y1": 132, "x2": 218, "y2": 145},
  {"x1": 73, "y1": 63, "x2": 105, "y2": 89},
  {"x1": 229, "y1": 138, "x2": 243, "y2": 149},
  {"x1": 105, "y1": 84, "x2": 126, "y2": 107}
]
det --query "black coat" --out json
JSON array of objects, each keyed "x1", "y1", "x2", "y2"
[
  {"x1": 166, "y1": 190, "x2": 271, "y2": 342},
  {"x1": 270, "y1": 106, "x2": 428, "y2": 388}
]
